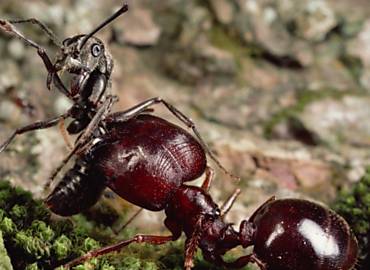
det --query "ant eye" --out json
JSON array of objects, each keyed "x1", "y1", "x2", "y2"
[
  {"x1": 62, "y1": 38, "x2": 71, "y2": 46},
  {"x1": 91, "y1": 43, "x2": 102, "y2": 57}
]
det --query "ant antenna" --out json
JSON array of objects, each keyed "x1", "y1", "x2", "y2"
[{"x1": 79, "y1": 2, "x2": 129, "y2": 50}]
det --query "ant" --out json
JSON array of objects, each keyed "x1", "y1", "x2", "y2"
[
  {"x1": 0, "y1": 2, "x2": 235, "y2": 187},
  {"x1": 48, "y1": 117, "x2": 357, "y2": 269}
]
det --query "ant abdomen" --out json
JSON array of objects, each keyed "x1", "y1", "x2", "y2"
[{"x1": 45, "y1": 159, "x2": 106, "y2": 216}]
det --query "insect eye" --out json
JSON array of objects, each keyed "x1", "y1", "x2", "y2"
[
  {"x1": 62, "y1": 38, "x2": 71, "y2": 46},
  {"x1": 91, "y1": 43, "x2": 102, "y2": 57}
]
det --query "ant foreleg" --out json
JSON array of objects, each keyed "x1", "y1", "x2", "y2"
[
  {"x1": 106, "y1": 97, "x2": 240, "y2": 181},
  {"x1": 63, "y1": 234, "x2": 173, "y2": 269},
  {"x1": 0, "y1": 20, "x2": 73, "y2": 99},
  {"x1": 0, "y1": 113, "x2": 69, "y2": 153}
]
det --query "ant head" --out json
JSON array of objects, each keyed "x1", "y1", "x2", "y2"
[
  {"x1": 52, "y1": 3, "x2": 128, "y2": 95},
  {"x1": 55, "y1": 34, "x2": 111, "y2": 75}
]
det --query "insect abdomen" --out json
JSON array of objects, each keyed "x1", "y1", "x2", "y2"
[{"x1": 45, "y1": 159, "x2": 106, "y2": 216}]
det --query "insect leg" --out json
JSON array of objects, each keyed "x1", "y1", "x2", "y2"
[
  {"x1": 0, "y1": 113, "x2": 69, "y2": 153},
  {"x1": 45, "y1": 95, "x2": 118, "y2": 188},
  {"x1": 8, "y1": 18, "x2": 60, "y2": 46},
  {"x1": 63, "y1": 234, "x2": 173, "y2": 269},
  {"x1": 0, "y1": 20, "x2": 73, "y2": 99},
  {"x1": 201, "y1": 166, "x2": 214, "y2": 192}
]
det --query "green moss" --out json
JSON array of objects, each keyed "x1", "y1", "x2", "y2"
[
  {"x1": 0, "y1": 217, "x2": 17, "y2": 235},
  {"x1": 52, "y1": 235, "x2": 72, "y2": 260},
  {"x1": 333, "y1": 167, "x2": 370, "y2": 267},
  {"x1": 25, "y1": 263, "x2": 39, "y2": 270},
  {"x1": 0, "y1": 179, "x2": 100, "y2": 269},
  {"x1": 0, "y1": 231, "x2": 13, "y2": 270}
]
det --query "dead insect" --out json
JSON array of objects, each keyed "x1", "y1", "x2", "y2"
[{"x1": 0, "y1": 3, "x2": 128, "y2": 153}]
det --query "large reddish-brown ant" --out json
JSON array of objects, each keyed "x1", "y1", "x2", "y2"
[{"x1": 43, "y1": 112, "x2": 358, "y2": 270}]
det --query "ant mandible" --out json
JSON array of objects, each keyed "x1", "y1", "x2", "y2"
[{"x1": 0, "y1": 2, "x2": 236, "y2": 187}]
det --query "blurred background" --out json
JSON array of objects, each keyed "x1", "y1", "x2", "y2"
[{"x1": 0, "y1": 0, "x2": 369, "y2": 257}]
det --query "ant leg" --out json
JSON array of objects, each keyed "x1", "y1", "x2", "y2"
[
  {"x1": 184, "y1": 216, "x2": 203, "y2": 270},
  {"x1": 0, "y1": 20, "x2": 73, "y2": 99},
  {"x1": 220, "y1": 188, "x2": 241, "y2": 218},
  {"x1": 74, "y1": 95, "x2": 118, "y2": 149},
  {"x1": 63, "y1": 234, "x2": 173, "y2": 269},
  {"x1": 8, "y1": 18, "x2": 60, "y2": 46},
  {"x1": 201, "y1": 166, "x2": 214, "y2": 192},
  {"x1": 58, "y1": 119, "x2": 73, "y2": 150},
  {"x1": 0, "y1": 113, "x2": 69, "y2": 153},
  {"x1": 106, "y1": 97, "x2": 240, "y2": 181},
  {"x1": 250, "y1": 254, "x2": 267, "y2": 270},
  {"x1": 217, "y1": 253, "x2": 267, "y2": 269}
]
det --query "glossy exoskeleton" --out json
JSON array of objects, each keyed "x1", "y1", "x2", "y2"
[{"x1": 54, "y1": 120, "x2": 358, "y2": 270}]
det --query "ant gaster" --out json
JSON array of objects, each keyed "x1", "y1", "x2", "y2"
[{"x1": 0, "y1": 2, "x2": 235, "y2": 187}]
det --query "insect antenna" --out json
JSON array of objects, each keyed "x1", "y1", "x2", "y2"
[{"x1": 79, "y1": 2, "x2": 129, "y2": 50}]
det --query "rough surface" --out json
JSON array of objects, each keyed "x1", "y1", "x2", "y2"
[{"x1": 0, "y1": 0, "x2": 369, "y2": 268}]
